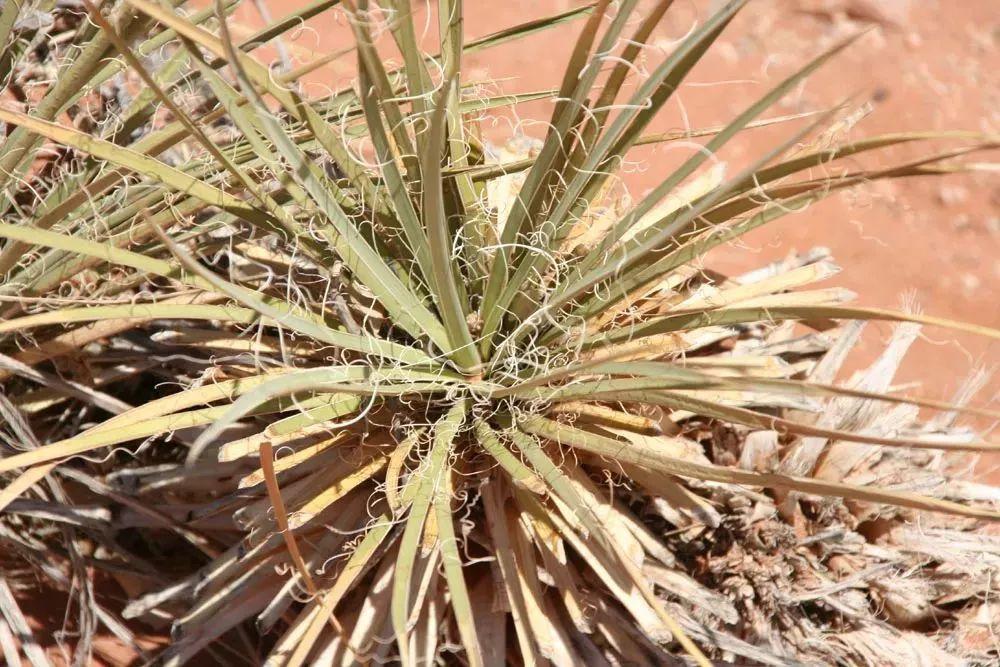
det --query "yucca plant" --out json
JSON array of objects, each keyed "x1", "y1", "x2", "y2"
[{"x1": 0, "y1": 0, "x2": 998, "y2": 664}]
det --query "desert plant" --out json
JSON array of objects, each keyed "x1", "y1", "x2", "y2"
[{"x1": 0, "y1": 0, "x2": 997, "y2": 664}]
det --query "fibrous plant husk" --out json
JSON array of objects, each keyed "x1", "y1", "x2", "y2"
[{"x1": 0, "y1": 0, "x2": 998, "y2": 665}]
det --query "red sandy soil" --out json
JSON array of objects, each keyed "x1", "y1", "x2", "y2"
[{"x1": 15, "y1": 1, "x2": 1000, "y2": 664}]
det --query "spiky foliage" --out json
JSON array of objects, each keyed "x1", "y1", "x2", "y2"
[{"x1": 0, "y1": 0, "x2": 998, "y2": 664}]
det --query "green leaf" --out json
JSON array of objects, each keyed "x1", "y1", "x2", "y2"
[
  {"x1": 0, "y1": 106, "x2": 263, "y2": 217},
  {"x1": 421, "y1": 78, "x2": 483, "y2": 372},
  {"x1": 392, "y1": 400, "x2": 467, "y2": 664},
  {"x1": 518, "y1": 416, "x2": 1000, "y2": 520},
  {"x1": 535, "y1": 35, "x2": 862, "y2": 336},
  {"x1": 478, "y1": 0, "x2": 636, "y2": 352},
  {"x1": 432, "y1": 464, "x2": 484, "y2": 665},
  {"x1": 188, "y1": 365, "x2": 460, "y2": 464},
  {"x1": 354, "y1": 36, "x2": 435, "y2": 290},
  {"x1": 473, "y1": 420, "x2": 546, "y2": 494},
  {"x1": 0, "y1": 302, "x2": 260, "y2": 335},
  {"x1": 152, "y1": 222, "x2": 436, "y2": 366},
  {"x1": 502, "y1": 0, "x2": 747, "y2": 321},
  {"x1": 192, "y1": 0, "x2": 454, "y2": 351},
  {"x1": 590, "y1": 304, "x2": 1000, "y2": 346},
  {"x1": 0, "y1": 391, "x2": 333, "y2": 475}
]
